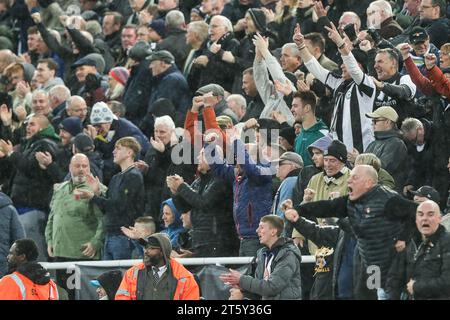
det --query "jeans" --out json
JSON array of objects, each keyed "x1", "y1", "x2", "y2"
[
  {"x1": 18, "y1": 210, "x2": 47, "y2": 262},
  {"x1": 238, "y1": 238, "x2": 262, "y2": 257},
  {"x1": 103, "y1": 234, "x2": 133, "y2": 260}
]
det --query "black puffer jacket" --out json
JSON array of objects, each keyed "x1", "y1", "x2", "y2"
[
  {"x1": 8, "y1": 128, "x2": 60, "y2": 210},
  {"x1": 387, "y1": 226, "x2": 450, "y2": 300},
  {"x1": 365, "y1": 129, "x2": 408, "y2": 192},
  {"x1": 172, "y1": 171, "x2": 238, "y2": 257},
  {"x1": 296, "y1": 185, "x2": 418, "y2": 288}
]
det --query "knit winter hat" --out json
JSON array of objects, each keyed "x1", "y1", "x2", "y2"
[
  {"x1": 90, "y1": 102, "x2": 118, "y2": 124},
  {"x1": 247, "y1": 8, "x2": 267, "y2": 33},
  {"x1": 279, "y1": 126, "x2": 296, "y2": 147},
  {"x1": 149, "y1": 98, "x2": 176, "y2": 118},
  {"x1": 73, "y1": 133, "x2": 95, "y2": 152},
  {"x1": 307, "y1": 134, "x2": 333, "y2": 156},
  {"x1": 323, "y1": 139, "x2": 347, "y2": 163},
  {"x1": 59, "y1": 117, "x2": 83, "y2": 137},
  {"x1": 149, "y1": 19, "x2": 166, "y2": 38},
  {"x1": 108, "y1": 67, "x2": 129, "y2": 86}
]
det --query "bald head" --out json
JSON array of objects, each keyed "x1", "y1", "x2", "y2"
[
  {"x1": 416, "y1": 200, "x2": 441, "y2": 237},
  {"x1": 357, "y1": 165, "x2": 378, "y2": 184},
  {"x1": 33, "y1": 114, "x2": 50, "y2": 128},
  {"x1": 67, "y1": 96, "x2": 88, "y2": 121},
  {"x1": 347, "y1": 165, "x2": 378, "y2": 201},
  {"x1": 70, "y1": 153, "x2": 90, "y2": 185}
]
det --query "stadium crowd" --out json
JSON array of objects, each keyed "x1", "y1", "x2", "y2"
[{"x1": 0, "y1": 0, "x2": 448, "y2": 300}]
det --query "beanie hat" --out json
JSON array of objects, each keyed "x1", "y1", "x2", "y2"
[
  {"x1": 59, "y1": 117, "x2": 83, "y2": 137},
  {"x1": 279, "y1": 126, "x2": 296, "y2": 147},
  {"x1": 307, "y1": 135, "x2": 333, "y2": 156},
  {"x1": 90, "y1": 102, "x2": 118, "y2": 124},
  {"x1": 323, "y1": 139, "x2": 347, "y2": 163},
  {"x1": 108, "y1": 67, "x2": 129, "y2": 86},
  {"x1": 149, "y1": 98, "x2": 176, "y2": 119},
  {"x1": 248, "y1": 8, "x2": 267, "y2": 33},
  {"x1": 73, "y1": 133, "x2": 95, "y2": 152},
  {"x1": 21, "y1": 63, "x2": 35, "y2": 83},
  {"x1": 149, "y1": 19, "x2": 166, "y2": 38}
]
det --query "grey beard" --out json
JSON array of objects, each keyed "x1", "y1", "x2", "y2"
[{"x1": 72, "y1": 175, "x2": 86, "y2": 185}]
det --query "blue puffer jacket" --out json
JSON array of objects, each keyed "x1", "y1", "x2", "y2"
[
  {"x1": 209, "y1": 140, "x2": 273, "y2": 238},
  {"x1": 0, "y1": 193, "x2": 25, "y2": 277}
]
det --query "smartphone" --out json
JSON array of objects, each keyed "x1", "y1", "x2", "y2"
[{"x1": 343, "y1": 23, "x2": 357, "y2": 42}]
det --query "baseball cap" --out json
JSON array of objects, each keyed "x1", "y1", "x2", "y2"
[
  {"x1": 366, "y1": 106, "x2": 399, "y2": 123},
  {"x1": 138, "y1": 236, "x2": 161, "y2": 248},
  {"x1": 411, "y1": 186, "x2": 440, "y2": 203},
  {"x1": 409, "y1": 27, "x2": 428, "y2": 44}
]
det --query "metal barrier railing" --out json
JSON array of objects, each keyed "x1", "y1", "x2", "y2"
[{"x1": 40, "y1": 256, "x2": 316, "y2": 270}]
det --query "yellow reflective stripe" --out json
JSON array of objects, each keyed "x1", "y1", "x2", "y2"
[{"x1": 10, "y1": 274, "x2": 26, "y2": 300}]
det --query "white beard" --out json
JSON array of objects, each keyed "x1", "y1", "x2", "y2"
[{"x1": 72, "y1": 175, "x2": 87, "y2": 185}]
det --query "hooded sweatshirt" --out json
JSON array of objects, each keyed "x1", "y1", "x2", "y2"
[
  {"x1": 161, "y1": 199, "x2": 185, "y2": 248},
  {"x1": 295, "y1": 120, "x2": 329, "y2": 167}
]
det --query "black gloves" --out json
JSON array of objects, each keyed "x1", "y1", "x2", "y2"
[{"x1": 84, "y1": 74, "x2": 101, "y2": 92}]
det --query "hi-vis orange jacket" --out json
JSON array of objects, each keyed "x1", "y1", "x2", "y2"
[
  {"x1": 115, "y1": 260, "x2": 200, "y2": 300},
  {"x1": 0, "y1": 272, "x2": 59, "y2": 300}
]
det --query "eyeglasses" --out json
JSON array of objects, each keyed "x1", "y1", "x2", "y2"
[{"x1": 371, "y1": 118, "x2": 386, "y2": 124}]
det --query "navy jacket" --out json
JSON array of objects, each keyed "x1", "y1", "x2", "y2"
[
  {"x1": 0, "y1": 193, "x2": 25, "y2": 277},
  {"x1": 208, "y1": 139, "x2": 273, "y2": 238}
]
